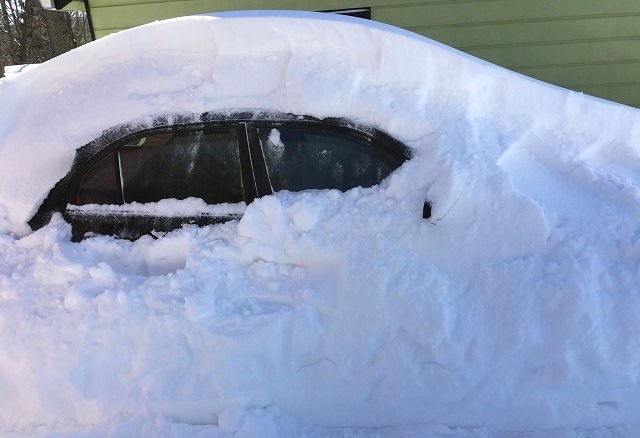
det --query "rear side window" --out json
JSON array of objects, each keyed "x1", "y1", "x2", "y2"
[
  {"x1": 74, "y1": 128, "x2": 243, "y2": 205},
  {"x1": 257, "y1": 127, "x2": 402, "y2": 192}
]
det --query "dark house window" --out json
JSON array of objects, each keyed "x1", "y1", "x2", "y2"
[{"x1": 320, "y1": 8, "x2": 371, "y2": 20}]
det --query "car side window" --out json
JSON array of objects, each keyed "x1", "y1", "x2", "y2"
[
  {"x1": 76, "y1": 151, "x2": 120, "y2": 205},
  {"x1": 74, "y1": 127, "x2": 244, "y2": 205},
  {"x1": 119, "y1": 129, "x2": 244, "y2": 204},
  {"x1": 257, "y1": 127, "x2": 402, "y2": 192}
]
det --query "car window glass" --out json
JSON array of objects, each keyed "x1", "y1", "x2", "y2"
[
  {"x1": 257, "y1": 127, "x2": 401, "y2": 192},
  {"x1": 76, "y1": 152, "x2": 121, "y2": 205},
  {"x1": 118, "y1": 128, "x2": 244, "y2": 204}
]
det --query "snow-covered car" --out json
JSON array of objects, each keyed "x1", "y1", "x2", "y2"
[
  {"x1": 1, "y1": 10, "x2": 640, "y2": 437},
  {"x1": 30, "y1": 112, "x2": 409, "y2": 240}
]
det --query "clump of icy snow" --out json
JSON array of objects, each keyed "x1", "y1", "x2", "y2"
[
  {"x1": 68, "y1": 198, "x2": 246, "y2": 217},
  {"x1": 0, "y1": 10, "x2": 640, "y2": 437}
]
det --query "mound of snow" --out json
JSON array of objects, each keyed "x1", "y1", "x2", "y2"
[{"x1": 0, "y1": 10, "x2": 639, "y2": 437}]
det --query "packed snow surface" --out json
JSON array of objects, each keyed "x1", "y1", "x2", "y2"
[{"x1": 1, "y1": 10, "x2": 640, "y2": 437}]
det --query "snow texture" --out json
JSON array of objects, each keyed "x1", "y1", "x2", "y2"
[
  {"x1": 68, "y1": 199, "x2": 247, "y2": 217},
  {"x1": 0, "y1": 10, "x2": 640, "y2": 437}
]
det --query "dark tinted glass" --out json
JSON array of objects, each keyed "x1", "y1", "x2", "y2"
[
  {"x1": 119, "y1": 128, "x2": 244, "y2": 204},
  {"x1": 321, "y1": 8, "x2": 371, "y2": 19},
  {"x1": 258, "y1": 127, "x2": 401, "y2": 192},
  {"x1": 76, "y1": 152, "x2": 121, "y2": 205}
]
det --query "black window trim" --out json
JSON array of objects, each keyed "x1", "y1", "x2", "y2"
[{"x1": 28, "y1": 111, "x2": 410, "y2": 234}]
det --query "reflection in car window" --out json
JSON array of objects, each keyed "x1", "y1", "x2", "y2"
[
  {"x1": 75, "y1": 128, "x2": 244, "y2": 206},
  {"x1": 258, "y1": 127, "x2": 402, "y2": 192}
]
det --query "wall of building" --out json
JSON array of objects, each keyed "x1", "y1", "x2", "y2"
[{"x1": 80, "y1": 0, "x2": 640, "y2": 107}]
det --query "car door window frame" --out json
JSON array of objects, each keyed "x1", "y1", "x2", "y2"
[{"x1": 61, "y1": 121, "x2": 256, "y2": 240}]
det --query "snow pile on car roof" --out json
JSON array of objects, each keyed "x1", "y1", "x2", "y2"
[{"x1": 0, "y1": 11, "x2": 640, "y2": 437}]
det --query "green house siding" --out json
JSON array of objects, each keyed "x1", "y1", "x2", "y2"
[{"x1": 77, "y1": 0, "x2": 640, "y2": 107}]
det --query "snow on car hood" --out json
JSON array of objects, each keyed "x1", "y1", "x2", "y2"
[{"x1": 1, "y1": 10, "x2": 640, "y2": 436}]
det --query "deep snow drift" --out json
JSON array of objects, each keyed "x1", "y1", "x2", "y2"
[{"x1": 0, "y1": 11, "x2": 639, "y2": 437}]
